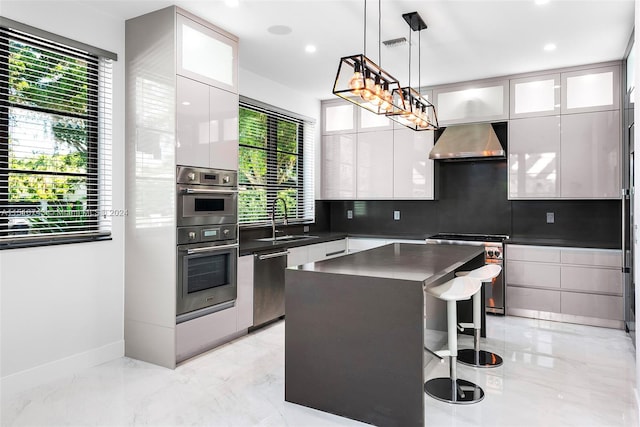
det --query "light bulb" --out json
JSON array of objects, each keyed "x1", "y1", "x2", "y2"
[
  {"x1": 349, "y1": 71, "x2": 364, "y2": 95},
  {"x1": 361, "y1": 76, "x2": 375, "y2": 101}
]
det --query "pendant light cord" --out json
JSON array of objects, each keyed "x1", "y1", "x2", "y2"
[
  {"x1": 378, "y1": 0, "x2": 381, "y2": 65},
  {"x1": 418, "y1": 28, "x2": 421, "y2": 94},
  {"x1": 363, "y1": 0, "x2": 367, "y2": 57},
  {"x1": 408, "y1": 25, "x2": 412, "y2": 88}
]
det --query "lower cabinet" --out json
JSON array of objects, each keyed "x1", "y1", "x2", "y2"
[
  {"x1": 237, "y1": 255, "x2": 254, "y2": 330},
  {"x1": 505, "y1": 244, "x2": 623, "y2": 328}
]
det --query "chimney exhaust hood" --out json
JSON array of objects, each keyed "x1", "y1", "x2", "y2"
[{"x1": 429, "y1": 122, "x2": 505, "y2": 160}]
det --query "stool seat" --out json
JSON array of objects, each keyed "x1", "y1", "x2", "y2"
[
  {"x1": 427, "y1": 276, "x2": 482, "y2": 301},
  {"x1": 456, "y1": 264, "x2": 501, "y2": 282}
]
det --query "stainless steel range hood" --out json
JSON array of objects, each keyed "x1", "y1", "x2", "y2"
[{"x1": 429, "y1": 123, "x2": 505, "y2": 160}]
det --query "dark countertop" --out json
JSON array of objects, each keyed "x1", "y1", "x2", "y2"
[
  {"x1": 239, "y1": 231, "x2": 347, "y2": 256},
  {"x1": 505, "y1": 236, "x2": 621, "y2": 250},
  {"x1": 290, "y1": 243, "x2": 484, "y2": 285}
]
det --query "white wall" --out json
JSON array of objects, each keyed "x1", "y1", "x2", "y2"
[
  {"x1": 0, "y1": 1, "x2": 126, "y2": 395},
  {"x1": 635, "y1": 0, "x2": 640, "y2": 413},
  {"x1": 239, "y1": 68, "x2": 323, "y2": 199}
]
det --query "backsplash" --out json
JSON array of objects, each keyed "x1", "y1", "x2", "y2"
[{"x1": 318, "y1": 159, "x2": 621, "y2": 248}]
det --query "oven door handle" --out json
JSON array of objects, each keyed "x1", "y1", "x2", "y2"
[
  {"x1": 183, "y1": 188, "x2": 238, "y2": 195},
  {"x1": 185, "y1": 243, "x2": 239, "y2": 255}
]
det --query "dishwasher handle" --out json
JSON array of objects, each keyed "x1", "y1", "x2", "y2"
[{"x1": 257, "y1": 250, "x2": 289, "y2": 260}]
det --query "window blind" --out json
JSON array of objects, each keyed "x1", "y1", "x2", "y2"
[
  {"x1": 0, "y1": 23, "x2": 114, "y2": 246},
  {"x1": 238, "y1": 100, "x2": 315, "y2": 225}
]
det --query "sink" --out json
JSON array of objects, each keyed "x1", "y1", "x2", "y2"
[{"x1": 255, "y1": 235, "x2": 319, "y2": 242}]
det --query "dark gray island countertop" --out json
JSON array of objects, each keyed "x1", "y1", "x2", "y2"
[{"x1": 291, "y1": 242, "x2": 484, "y2": 285}]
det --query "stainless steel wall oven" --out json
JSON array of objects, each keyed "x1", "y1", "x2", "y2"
[{"x1": 176, "y1": 166, "x2": 238, "y2": 323}]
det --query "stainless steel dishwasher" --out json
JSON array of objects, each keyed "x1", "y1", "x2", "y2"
[{"x1": 252, "y1": 249, "x2": 289, "y2": 329}]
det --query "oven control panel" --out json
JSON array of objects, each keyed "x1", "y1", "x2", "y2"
[
  {"x1": 177, "y1": 166, "x2": 237, "y2": 187},
  {"x1": 177, "y1": 224, "x2": 237, "y2": 245}
]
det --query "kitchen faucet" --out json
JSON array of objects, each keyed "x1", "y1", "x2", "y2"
[{"x1": 271, "y1": 197, "x2": 288, "y2": 239}]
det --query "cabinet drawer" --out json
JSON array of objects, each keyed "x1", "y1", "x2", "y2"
[
  {"x1": 176, "y1": 304, "x2": 237, "y2": 362},
  {"x1": 347, "y1": 238, "x2": 388, "y2": 253},
  {"x1": 560, "y1": 248, "x2": 622, "y2": 267},
  {"x1": 560, "y1": 266, "x2": 622, "y2": 295},
  {"x1": 506, "y1": 261, "x2": 560, "y2": 288},
  {"x1": 561, "y1": 292, "x2": 623, "y2": 320},
  {"x1": 323, "y1": 239, "x2": 347, "y2": 259},
  {"x1": 507, "y1": 286, "x2": 560, "y2": 313},
  {"x1": 506, "y1": 245, "x2": 560, "y2": 263},
  {"x1": 287, "y1": 246, "x2": 309, "y2": 267}
]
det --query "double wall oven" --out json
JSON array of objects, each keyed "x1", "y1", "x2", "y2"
[{"x1": 176, "y1": 166, "x2": 238, "y2": 323}]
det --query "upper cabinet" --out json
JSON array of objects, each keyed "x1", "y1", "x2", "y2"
[
  {"x1": 561, "y1": 65, "x2": 620, "y2": 114},
  {"x1": 322, "y1": 99, "x2": 357, "y2": 135},
  {"x1": 356, "y1": 131, "x2": 394, "y2": 199},
  {"x1": 510, "y1": 74, "x2": 560, "y2": 119},
  {"x1": 433, "y1": 79, "x2": 509, "y2": 126},
  {"x1": 176, "y1": 13, "x2": 238, "y2": 93},
  {"x1": 393, "y1": 129, "x2": 435, "y2": 199},
  {"x1": 321, "y1": 133, "x2": 357, "y2": 199}
]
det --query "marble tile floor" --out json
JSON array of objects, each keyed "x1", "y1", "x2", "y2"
[{"x1": 1, "y1": 316, "x2": 638, "y2": 427}]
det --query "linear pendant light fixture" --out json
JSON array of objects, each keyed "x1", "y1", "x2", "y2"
[
  {"x1": 332, "y1": 0, "x2": 407, "y2": 115},
  {"x1": 387, "y1": 12, "x2": 439, "y2": 131}
]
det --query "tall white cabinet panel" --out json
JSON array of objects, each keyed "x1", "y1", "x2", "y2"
[
  {"x1": 434, "y1": 80, "x2": 509, "y2": 125},
  {"x1": 176, "y1": 13, "x2": 238, "y2": 92},
  {"x1": 561, "y1": 65, "x2": 620, "y2": 114},
  {"x1": 393, "y1": 129, "x2": 435, "y2": 199},
  {"x1": 356, "y1": 131, "x2": 393, "y2": 199},
  {"x1": 358, "y1": 108, "x2": 392, "y2": 132},
  {"x1": 560, "y1": 110, "x2": 620, "y2": 198},
  {"x1": 209, "y1": 86, "x2": 239, "y2": 170},
  {"x1": 322, "y1": 133, "x2": 357, "y2": 199},
  {"x1": 237, "y1": 255, "x2": 254, "y2": 330},
  {"x1": 177, "y1": 76, "x2": 210, "y2": 167},
  {"x1": 510, "y1": 74, "x2": 560, "y2": 119},
  {"x1": 508, "y1": 116, "x2": 561, "y2": 199}
]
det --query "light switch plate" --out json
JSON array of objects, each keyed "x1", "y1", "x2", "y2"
[
  {"x1": 394, "y1": 210, "x2": 400, "y2": 221},
  {"x1": 303, "y1": 225, "x2": 310, "y2": 232},
  {"x1": 546, "y1": 212, "x2": 554, "y2": 224},
  {"x1": 347, "y1": 209, "x2": 353, "y2": 220}
]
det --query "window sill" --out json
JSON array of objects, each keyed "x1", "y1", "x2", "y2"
[{"x1": 0, "y1": 232, "x2": 112, "y2": 250}]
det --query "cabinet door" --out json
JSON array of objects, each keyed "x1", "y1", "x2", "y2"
[
  {"x1": 560, "y1": 111, "x2": 621, "y2": 198},
  {"x1": 510, "y1": 73, "x2": 560, "y2": 119},
  {"x1": 561, "y1": 65, "x2": 620, "y2": 114},
  {"x1": 176, "y1": 76, "x2": 210, "y2": 167},
  {"x1": 176, "y1": 13, "x2": 238, "y2": 93},
  {"x1": 508, "y1": 116, "x2": 561, "y2": 199},
  {"x1": 322, "y1": 99, "x2": 357, "y2": 135},
  {"x1": 287, "y1": 246, "x2": 309, "y2": 267},
  {"x1": 236, "y1": 255, "x2": 254, "y2": 330},
  {"x1": 434, "y1": 80, "x2": 509, "y2": 125},
  {"x1": 393, "y1": 128, "x2": 435, "y2": 199},
  {"x1": 358, "y1": 108, "x2": 392, "y2": 132},
  {"x1": 209, "y1": 86, "x2": 238, "y2": 170},
  {"x1": 356, "y1": 130, "x2": 394, "y2": 199},
  {"x1": 321, "y1": 133, "x2": 357, "y2": 199}
]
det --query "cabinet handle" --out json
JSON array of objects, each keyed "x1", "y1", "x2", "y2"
[
  {"x1": 326, "y1": 250, "x2": 346, "y2": 257},
  {"x1": 183, "y1": 188, "x2": 238, "y2": 194},
  {"x1": 257, "y1": 250, "x2": 289, "y2": 260},
  {"x1": 185, "y1": 243, "x2": 239, "y2": 255}
]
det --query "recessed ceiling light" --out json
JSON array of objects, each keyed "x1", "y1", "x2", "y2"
[
  {"x1": 225, "y1": 0, "x2": 239, "y2": 7},
  {"x1": 267, "y1": 25, "x2": 292, "y2": 36},
  {"x1": 535, "y1": 0, "x2": 550, "y2": 5},
  {"x1": 305, "y1": 44, "x2": 317, "y2": 53},
  {"x1": 544, "y1": 43, "x2": 557, "y2": 51}
]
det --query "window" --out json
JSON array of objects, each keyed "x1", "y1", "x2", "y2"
[
  {"x1": 0, "y1": 19, "x2": 115, "y2": 247},
  {"x1": 238, "y1": 99, "x2": 314, "y2": 224}
]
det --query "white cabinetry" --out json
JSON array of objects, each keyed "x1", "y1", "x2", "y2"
[
  {"x1": 433, "y1": 79, "x2": 509, "y2": 125},
  {"x1": 176, "y1": 13, "x2": 237, "y2": 92},
  {"x1": 237, "y1": 255, "x2": 254, "y2": 330},
  {"x1": 508, "y1": 64, "x2": 621, "y2": 200},
  {"x1": 393, "y1": 129, "x2": 435, "y2": 199},
  {"x1": 510, "y1": 73, "x2": 560, "y2": 119},
  {"x1": 561, "y1": 65, "x2": 620, "y2": 114},
  {"x1": 506, "y1": 244, "x2": 623, "y2": 328},
  {"x1": 560, "y1": 111, "x2": 621, "y2": 198},
  {"x1": 287, "y1": 239, "x2": 348, "y2": 267},
  {"x1": 356, "y1": 131, "x2": 394, "y2": 199},
  {"x1": 321, "y1": 133, "x2": 357, "y2": 199},
  {"x1": 322, "y1": 99, "x2": 356, "y2": 134},
  {"x1": 508, "y1": 116, "x2": 561, "y2": 199}
]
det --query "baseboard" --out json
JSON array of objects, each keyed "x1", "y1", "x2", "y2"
[{"x1": 1, "y1": 340, "x2": 124, "y2": 398}]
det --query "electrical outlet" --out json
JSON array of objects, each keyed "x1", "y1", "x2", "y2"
[
  {"x1": 347, "y1": 209, "x2": 353, "y2": 220},
  {"x1": 303, "y1": 225, "x2": 310, "y2": 232},
  {"x1": 394, "y1": 210, "x2": 401, "y2": 221},
  {"x1": 546, "y1": 212, "x2": 555, "y2": 224}
]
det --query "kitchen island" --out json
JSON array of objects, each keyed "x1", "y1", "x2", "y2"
[{"x1": 284, "y1": 243, "x2": 485, "y2": 427}]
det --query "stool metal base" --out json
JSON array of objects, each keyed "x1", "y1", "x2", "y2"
[
  {"x1": 424, "y1": 378, "x2": 485, "y2": 404},
  {"x1": 457, "y1": 349, "x2": 503, "y2": 368}
]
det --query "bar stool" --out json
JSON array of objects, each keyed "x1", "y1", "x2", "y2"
[
  {"x1": 424, "y1": 276, "x2": 485, "y2": 404},
  {"x1": 456, "y1": 264, "x2": 503, "y2": 368}
]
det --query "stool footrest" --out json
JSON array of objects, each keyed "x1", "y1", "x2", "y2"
[
  {"x1": 424, "y1": 378, "x2": 485, "y2": 404},
  {"x1": 457, "y1": 348, "x2": 503, "y2": 368}
]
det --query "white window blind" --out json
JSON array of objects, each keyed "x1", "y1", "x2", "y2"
[
  {"x1": 0, "y1": 20, "x2": 115, "y2": 247},
  {"x1": 238, "y1": 99, "x2": 315, "y2": 224}
]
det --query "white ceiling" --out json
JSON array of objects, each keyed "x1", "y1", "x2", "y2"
[{"x1": 90, "y1": 0, "x2": 634, "y2": 100}]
